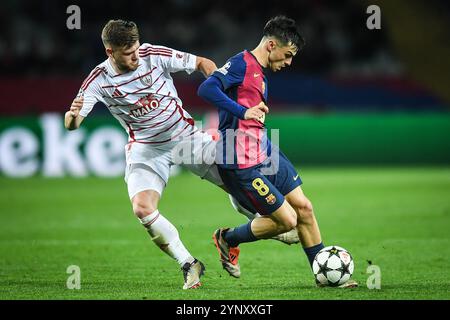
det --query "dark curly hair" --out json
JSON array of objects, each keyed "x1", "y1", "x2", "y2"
[{"x1": 263, "y1": 15, "x2": 305, "y2": 51}]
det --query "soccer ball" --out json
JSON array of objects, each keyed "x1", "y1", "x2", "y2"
[{"x1": 312, "y1": 246, "x2": 354, "y2": 287}]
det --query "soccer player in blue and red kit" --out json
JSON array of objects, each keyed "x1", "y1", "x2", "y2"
[{"x1": 198, "y1": 15, "x2": 357, "y2": 287}]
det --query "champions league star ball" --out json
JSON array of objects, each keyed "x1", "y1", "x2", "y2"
[{"x1": 312, "y1": 246, "x2": 354, "y2": 287}]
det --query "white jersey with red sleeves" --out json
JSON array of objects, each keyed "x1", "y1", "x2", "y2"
[{"x1": 78, "y1": 43, "x2": 198, "y2": 144}]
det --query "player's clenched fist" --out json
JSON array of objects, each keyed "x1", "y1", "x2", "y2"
[
  {"x1": 69, "y1": 97, "x2": 84, "y2": 118},
  {"x1": 244, "y1": 101, "x2": 269, "y2": 122}
]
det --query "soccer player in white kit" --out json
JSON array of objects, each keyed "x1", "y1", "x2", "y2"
[
  {"x1": 64, "y1": 20, "x2": 298, "y2": 289},
  {"x1": 64, "y1": 19, "x2": 221, "y2": 289}
]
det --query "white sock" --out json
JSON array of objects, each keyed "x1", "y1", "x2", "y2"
[{"x1": 139, "y1": 210, "x2": 194, "y2": 266}]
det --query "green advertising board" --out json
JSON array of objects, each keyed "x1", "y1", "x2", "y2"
[{"x1": 0, "y1": 113, "x2": 448, "y2": 177}]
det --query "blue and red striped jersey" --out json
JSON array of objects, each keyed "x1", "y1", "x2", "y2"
[{"x1": 211, "y1": 50, "x2": 270, "y2": 169}]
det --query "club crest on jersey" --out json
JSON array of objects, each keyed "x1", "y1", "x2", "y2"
[
  {"x1": 265, "y1": 193, "x2": 276, "y2": 205},
  {"x1": 140, "y1": 74, "x2": 153, "y2": 86}
]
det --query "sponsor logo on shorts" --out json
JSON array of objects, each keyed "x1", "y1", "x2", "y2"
[{"x1": 265, "y1": 193, "x2": 276, "y2": 205}]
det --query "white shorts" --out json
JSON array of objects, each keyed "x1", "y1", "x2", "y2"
[
  {"x1": 124, "y1": 130, "x2": 223, "y2": 199},
  {"x1": 126, "y1": 163, "x2": 166, "y2": 199}
]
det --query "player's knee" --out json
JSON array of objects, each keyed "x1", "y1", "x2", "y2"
[
  {"x1": 283, "y1": 220, "x2": 297, "y2": 233},
  {"x1": 296, "y1": 198, "x2": 314, "y2": 223},
  {"x1": 278, "y1": 213, "x2": 297, "y2": 232},
  {"x1": 132, "y1": 200, "x2": 157, "y2": 219}
]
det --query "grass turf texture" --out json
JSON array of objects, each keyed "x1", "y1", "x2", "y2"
[{"x1": 0, "y1": 167, "x2": 449, "y2": 300}]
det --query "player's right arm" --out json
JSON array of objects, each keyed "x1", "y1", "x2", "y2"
[
  {"x1": 64, "y1": 97, "x2": 85, "y2": 130},
  {"x1": 64, "y1": 67, "x2": 103, "y2": 131}
]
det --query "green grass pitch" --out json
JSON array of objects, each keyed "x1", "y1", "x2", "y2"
[{"x1": 0, "y1": 167, "x2": 449, "y2": 300}]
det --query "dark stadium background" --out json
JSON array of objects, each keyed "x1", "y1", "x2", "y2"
[
  {"x1": 0, "y1": 0, "x2": 449, "y2": 300},
  {"x1": 1, "y1": 0, "x2": 449, "y2": 170}
]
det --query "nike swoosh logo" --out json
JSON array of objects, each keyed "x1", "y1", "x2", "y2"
[
  {"x1": 293, "y1": 175, "x2": 299, "y2": 181},
  {"x1": 253, "y1": 73, "x2": 260, "y2": 78}
]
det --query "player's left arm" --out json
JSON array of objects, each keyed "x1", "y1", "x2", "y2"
[
  {"x1": 148, "y1": 44, "x2": 215, "y2": 76},
  {"x1": 198, "y1": 76, "x2": 268, "y2": 121},
  {"x1": 195, "y1": 56, "x2": 217, "y2": 78}
]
